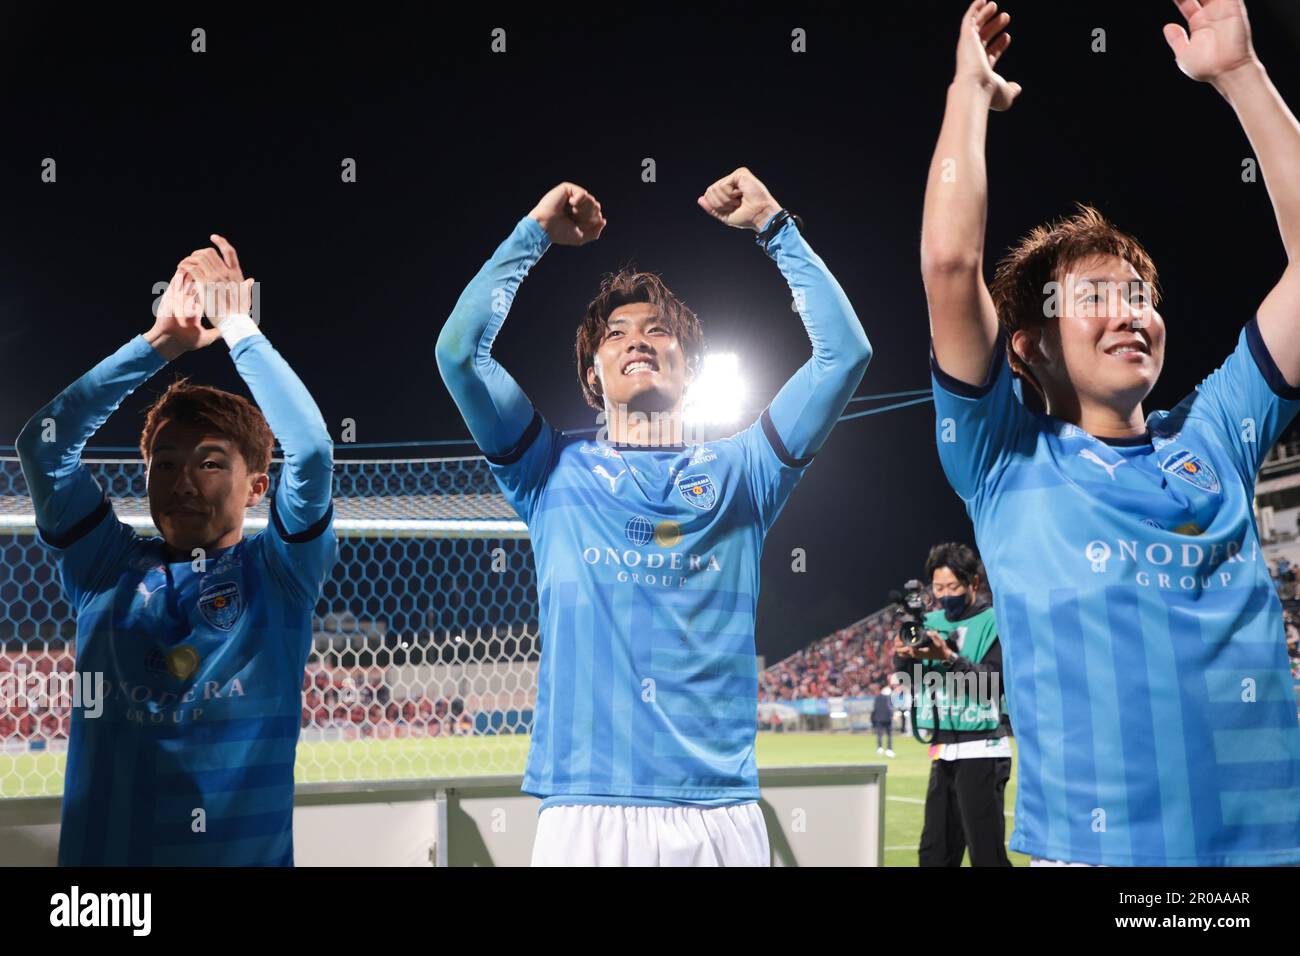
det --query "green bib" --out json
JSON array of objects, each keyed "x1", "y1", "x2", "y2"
[{"x1": 914, "y1": 606, "x2": 1001, "y2": 732}]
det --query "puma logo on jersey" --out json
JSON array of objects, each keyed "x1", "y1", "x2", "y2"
[
  {"x1": 137, "y1": 580, "x2": 166, "y2": 606},
  {"x1": 592, "y1": 465, "x2": 626, "y2": 494},
  {"x1": 1078, "y1": 448, "x2": 1123, "y2": 480}
]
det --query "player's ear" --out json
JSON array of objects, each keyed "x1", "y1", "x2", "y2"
[
  {"x1": 587, "y1": 364, "x2": 603, "y2": 396},
  {"x1": 246, "y1": 471, "x2": 271, "y2": 508},
  {"x1": 1011, "y1": 329, "x2": 1042, "y2": 367}
]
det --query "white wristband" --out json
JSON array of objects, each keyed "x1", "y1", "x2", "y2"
[{"x1": 217, "y1": 314, "x2": 262, "y2": 348}]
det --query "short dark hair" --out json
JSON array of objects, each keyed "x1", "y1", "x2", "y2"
[
  {"x1": 574, "y1": 267, "x2": 705, "y2": 411},
  {"x1": 924, "y1": 542, "x2": 984, "y2": 588},
  {"x1": 140, "y1": 377, "x2": 275, "y2": 472}
]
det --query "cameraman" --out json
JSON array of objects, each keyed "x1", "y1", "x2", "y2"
[{"x1": 893, "y1": 543, "x2": 1011, "y2": 867}]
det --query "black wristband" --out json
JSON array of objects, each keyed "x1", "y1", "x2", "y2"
[{"x1": 755, "y1": 208, "x2": 802, "y2": 250}]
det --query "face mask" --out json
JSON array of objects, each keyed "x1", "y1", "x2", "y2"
[{"x1": 940, "y1": 593, "x2": 970, "y2": 620}]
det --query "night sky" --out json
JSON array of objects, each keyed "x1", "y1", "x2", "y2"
[{"x1": 2, "y1": 2, "x2": 1299, "y2": 664}]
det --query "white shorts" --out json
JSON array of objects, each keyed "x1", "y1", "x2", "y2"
[{"x1": 531, "y1": 802, "x2": 770, "y2": 867}]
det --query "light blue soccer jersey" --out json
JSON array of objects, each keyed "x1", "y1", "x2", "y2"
[
  {"x1": 488, "y1": 411, "x2": 810, "y2": 802},
  {"x1": 18, "y1": 334, "x2": 337, "y2": 866},
  {"x1": 438, "y1": 214, "x2": 871, "y2": 806},
  {"x1": 932, "y1": 318, "x2": 1300, "y2": 866}
]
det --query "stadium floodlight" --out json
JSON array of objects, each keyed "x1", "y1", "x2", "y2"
[{"x1": 682, "y1": 352, "x2": 745, "y2": 427}]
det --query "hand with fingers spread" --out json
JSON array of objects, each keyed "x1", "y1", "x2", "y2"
[
  {"x1": 528, "y1": 183, "x2": 606, "y2": 246},
  {"x1": 1162, "y1": 0, "x2": 1258, "y2": 85},
  {"x1": 956, "y1": 0, "x2": 1021, "y2": 111},
  {"x1": 145, "y1": 268, "x2": 220, "y2": 360},
  {"x1": 179, "y1": 234, "x2": 255, "y2": 328},
  {"x1": 696, "y1": 167, "x2": 782, "y2": 232}
]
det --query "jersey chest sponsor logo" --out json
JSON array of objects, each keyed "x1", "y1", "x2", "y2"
[
  {"x1": 676, "y1": 473, "x2": 717, "y2": 510},
  {"x1": 145, "y1": 645, "x2": 202, "y2": 680},
  {"x1": 581, "y1": 513, "x2": 723, "y2": 589},
  {"x1": 198, "y1": 581, "x2": 242, "y2": 631},
  {"x1": 1082, "y1": 534, "x2": 1257, "y2": 592},
  {"x1": 1160, "y1": 449, "x2": 1220, "y2": 494},
  {"x1": 624, "y1": 515, "x2": 682, "y2": 549}
]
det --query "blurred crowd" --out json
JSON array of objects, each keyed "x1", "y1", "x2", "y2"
[
  {"x1": 301, "y1": 662, "x2": 476, "y2": 737},
  {"x1": 0, "y1": 651, "x2": 484, "y2": 743},
  {"x1": 760, "y1": 613, "x2": 896, "y2": 702},
  {"x1": 1271, "y1": 557, "x2": 1299, "y2": 601}
]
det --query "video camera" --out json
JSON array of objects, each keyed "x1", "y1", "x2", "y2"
[{"x1": 889, "y1": 579, "x2": 931, "y2": 649}]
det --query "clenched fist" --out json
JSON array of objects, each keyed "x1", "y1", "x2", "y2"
[
  {"x1": 528, "y1": 183, "x2": 606, "y2": 246},
  {"x1": 697, "y1": 167, "x2": 782, "y2": 232}
]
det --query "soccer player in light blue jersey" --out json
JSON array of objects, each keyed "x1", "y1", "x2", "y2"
[
  {"x1": 921, "y1": 0, "x2": 1300, "y2": 865},
  {"x1": 437, "y1": 169, "x2": 871, "y2": 865},
  {"x1": 17, "y1": 236, "x2": 337, "y2": 866}
]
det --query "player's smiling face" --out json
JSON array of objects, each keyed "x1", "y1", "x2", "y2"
[
  {"x1": 587, "y1": 302, "x2": 695, "y2": 415},
  {"x1": 146, "y1": 423, "x2": 268, "y2": 557},
  {"x1": 1032, "y1": 254, "x2": 1165, "y2": 412}
]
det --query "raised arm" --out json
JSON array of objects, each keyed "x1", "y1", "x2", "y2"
[
  {"x1": 16, "y1": 269, "x2": 207, "y2": 540},
  {"x1": 1164, "y1": 0, "x2": 1300, "y2": 383},
  {"x1": 436, "y1": 184, "x2": 605, "y2": 456},
  {"x1": 697, "y1": 168, "x2": 871, "y2": 461},
  {"x1": 179, "y1": 235, "x2": 334, "y2": 533},
  {"x1": 920, "y1": 0, "x2": 1021, "y2": 387}
]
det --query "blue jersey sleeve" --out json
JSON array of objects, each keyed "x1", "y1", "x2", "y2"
[
  {"x1": 736, "y1": 409, "x2": 814, "y2": 535},
  {"x1": 42, "y1": 508, "x2": 142, "y2": 610},
  {"x1": 16, "y1": 335, "x2": 165, "y2": 605},
  {"x1": 930, "y1": 335, "x2": 1038, "y2": 503},
  {"x1": 229, "y1": 333, "x2": 338, "y2": 606},
  {"x1": 1170, "y1": 317, "x2": 1300, "y2": 489},
  {"x1": 735, "y1": 215, "x2": 871, "y2": 534},
  {"x1": 482, "y1": 410, "x2": 561, "y2": 526},
  {"x1": 760, "y1": 217, "x2": 873, "y2": 462},
  {"x1": 437, "y1": 216, "x2": 558, "y2": 525},
  {"x1": 438, "y1": 217, "x2": 551, "y2": 452}
]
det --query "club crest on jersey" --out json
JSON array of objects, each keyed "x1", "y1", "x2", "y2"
[
  {"x1": 198, "y1": 581, "x2": 242, "y2": 631},
  {"x1": 1160, "y1": 450, "x2": 1220, "y2": 494},
  {"x1": 677, "y1": 473, "x2": 717, "y2": 510}
]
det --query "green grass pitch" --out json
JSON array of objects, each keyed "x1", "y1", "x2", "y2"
[{"x1": 0, "y1": 731, "x2": 1028, "y2": 866}]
